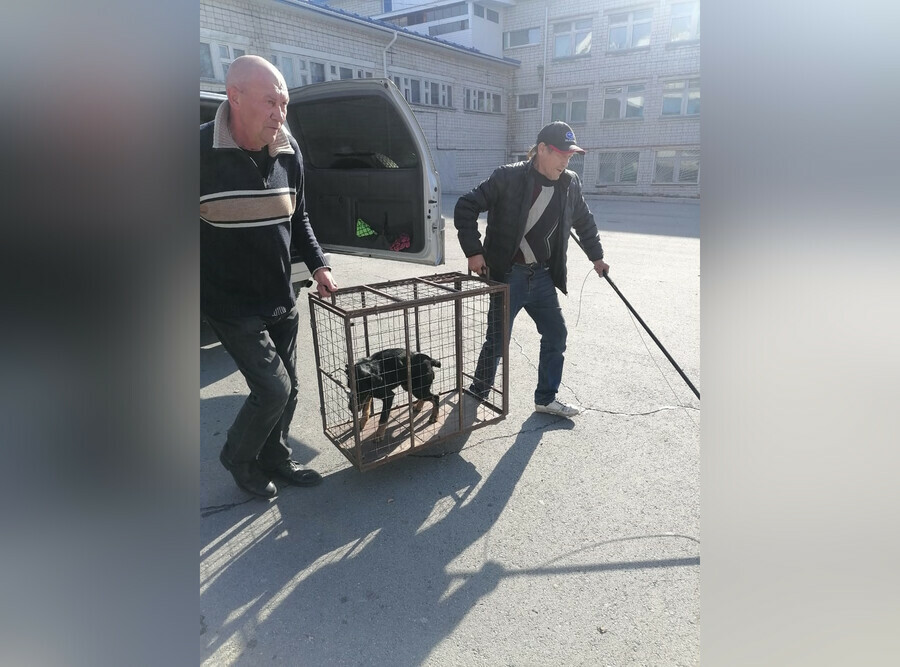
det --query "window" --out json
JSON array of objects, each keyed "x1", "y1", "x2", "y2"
[
  {"x1": 550, "y1": 89, "x2": 588, "y2": 124},
  {"x1": 603, "y1": 84, "x2": 645, "y2": 120},
  {"x1": 653, "y1": 149, "x2": 700, "y2": 183},
  {"x1": 504, "y1": 27, "x2": 541, "y2": 49},
  {"x1": 465, "y1": 87, "x2": 502, "y2": 113},
  {"x1": 201, "y1": 43, "x2": 215, "y2": 80},
  {"x1": 430, "y1": 20, "x2": 468, "y2": 36},
  {"x1": 270, "y1": 53, "x2": 304, "y2": 87},
  {"x1": 270, "y1": 52, "x2": 373, "y2": 88},
  {"x1": 567, "y1": 153, "x2": 585, "y2": 179},
  {"x1": 394, "y1": 76, "x2": 452, "y2": 107},
  {"x1": 473, "y1": 4, "x2": 498, "y2": 22},
  {"x1": 553, "y1": 19, "x2": 592, "y2": 58},
  {"x1": 518, "y1": 93, "x2": 539, "y2": 110},
  {"x1": 597, "y1": 151, "x2": 639, "y2": 184},
  {"x1": 219, "y1": 45, "x2": 245, "y2": 80},
  {"x1": 393, "y1": 76, "x2": 419, "y2": 103},
  {"x1": 662, "y1": 79, "x2": 700, "y2": 116},
  {"x1": 405, "y1": 2, "x2": 467, "y2": 26},
  {"x1": 200, "y1": 41, "x2": 246, "y2": 82},
  {"x1": 670, "y1": 2, "x2": 700, "y2": 42},
  {"x1": 608, "y1": 9, "x2": 653, "y2": 50},
  {"x1": 383, "y1": 1, "x2": 392, "y2": 12}
]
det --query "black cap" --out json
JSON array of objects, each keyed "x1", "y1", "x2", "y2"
[{"x1": 537, "y1": 121, "x2": 586, "y2": 154}]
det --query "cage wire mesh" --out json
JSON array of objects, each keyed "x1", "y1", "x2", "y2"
[{"x1": 308, "y1": 272, "x2": 508, "y2": 470}]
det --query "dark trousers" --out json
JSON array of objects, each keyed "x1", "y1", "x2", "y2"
[
  {"x1": 204, "y1": 306, "x2": 299, "y2": 468},
  {"x1": 472, "y1": 264, "x2": 567, "y2": 405}
]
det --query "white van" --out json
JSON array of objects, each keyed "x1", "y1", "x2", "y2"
[{"x1": 201, "y1": 79, "x2": 444, "y2": 284}]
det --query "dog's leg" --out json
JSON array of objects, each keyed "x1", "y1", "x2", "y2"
[
  {"x1": 359, "y1": 396, "x2": 373, "y2": 432},
  {"x1": 413, "y1": 399, "x2": 425, "y2": 414},
  {"x1": 428, "y1": 395, "x2": 440, "y2": 424},
  {"x1": 374, "y1": 393, "x2": 394, "y2": 442}
]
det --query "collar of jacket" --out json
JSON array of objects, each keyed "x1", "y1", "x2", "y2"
[
  {"x1": 527, "y1": 158, "x2": 572, "y2": 189},
  {"x1": 211, "y1": 100, "x2": 295, "y2": 158}
]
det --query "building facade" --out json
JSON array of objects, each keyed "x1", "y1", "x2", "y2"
[{"x1": 201, "y1": 0, "x2": 699, "y2": 197}]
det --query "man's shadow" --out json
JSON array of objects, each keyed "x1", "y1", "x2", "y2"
[{"x1": 200, "y1": 414, "x2": 574, "y2": 665}]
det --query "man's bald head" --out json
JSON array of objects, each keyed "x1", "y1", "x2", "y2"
[
  {"x1": 225, "y1": 55, "x2": 285, "y2": 93},
  {"x1": 224, "y1": 55, "x2": 290, "y2": 151}
]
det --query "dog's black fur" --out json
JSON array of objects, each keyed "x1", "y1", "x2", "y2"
[{"x1": 347, "y1": 348, "x2": 441, "y2": 441}]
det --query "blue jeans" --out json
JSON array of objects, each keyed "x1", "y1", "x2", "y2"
[
  {"x1": 472, "y1": 264, "x2": 567, "y2": 405},
  {"x1": 204, "y1": 306, "x2": 299, "y2": 468}
]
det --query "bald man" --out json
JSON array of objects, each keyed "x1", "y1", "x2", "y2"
[{"x1": 201, "y1": 55, "x2": 336, "y2": 498}]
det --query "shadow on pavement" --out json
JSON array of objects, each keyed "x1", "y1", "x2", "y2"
[{"x1": 200, "y1": 415, "x2": 570, "y2": 664}]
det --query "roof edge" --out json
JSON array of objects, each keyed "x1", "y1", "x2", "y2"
[{"x1": 270, "y1": 0, "x2": 520, "y2": 67}]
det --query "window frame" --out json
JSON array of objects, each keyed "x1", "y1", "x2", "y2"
[
  {"x1": 393, "y1": 74, "x2": 454, "y2": 109},
  {"x1": 549, "y1": 88, "x2": 589, "y2": 124},
  {"x1": 596, "y1": 151, "x2": 640, "y2": 185},
  {"x1": 653, "y1": 149, "x2": 700, "y2": 184},
  {"x1": 200, "y1": 39, "x2": 247, "y2": 82},
  {"x1": 601, "y1": 83, "x2": 646, "y2": 121},
  {"x1": 567, "y1": 152, "x2": 585, "y2": 180},
  {"x1": 661, "y1": 78, "x2": 700, "y2": 117},
  {"x1": 269, "y1": 49, "x2": 374, "y2": 88},
  {"x1": 504, "y1": 26, "x2": 541, "y2": 49},
  {"x1": 670, "y1": 2, "x2": 701, "y2": 43},
  {"x1": 552, "y1": 17, "x2": 593, "y2": 59},
  {"x1": 429, "y1": 19, "x2": 469, "y2": 37},
  {"x1": 464, "y1": 86, "x2": 503, "y2": 114},
  {"x1": 607, "y1": 8, "x2": 654, "y2": 51},
  {"x1": 517, "y1": 93, "x2": 540, "y2": 111}
]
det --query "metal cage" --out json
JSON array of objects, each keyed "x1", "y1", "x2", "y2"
[{"x1": 308, "y1": 271, "x2": 509, "y2": 470}]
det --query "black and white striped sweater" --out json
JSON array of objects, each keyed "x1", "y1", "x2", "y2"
[{"x1": 200, "y1": 101, "x2": 328, "y2": 318}]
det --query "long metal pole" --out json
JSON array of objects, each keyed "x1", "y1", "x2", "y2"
[{"x1": 570, "y1": 232, "x2": 700, "y2": 399}]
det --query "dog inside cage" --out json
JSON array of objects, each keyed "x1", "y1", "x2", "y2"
[
  {"x1": 308, "y1": 272, "x2": 509, "y2": 471},
  {"x1": 346, "y1": 347, "x2": 442, "y2": 442}
]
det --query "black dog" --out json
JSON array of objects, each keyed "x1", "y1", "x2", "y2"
[{"x1": 347, "y1": 348, "x2": 441, "y2": 441}]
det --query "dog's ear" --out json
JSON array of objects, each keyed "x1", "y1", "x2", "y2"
[{"x1": 357, "y1": 361, "x2": 382, "y2": 387}]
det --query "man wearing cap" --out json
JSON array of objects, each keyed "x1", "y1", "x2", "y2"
[{"x1": 455, "y1": 121, "x2": 609, "y2": 418}]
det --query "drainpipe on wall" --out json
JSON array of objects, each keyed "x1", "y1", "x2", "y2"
[
  {"x1": 383, "y1": 31, "x2": 398, "y2": 78},
  {"x1": 540, "y1": 4, "x2": 549, "y2": 127}
]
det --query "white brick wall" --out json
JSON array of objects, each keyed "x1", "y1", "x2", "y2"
[
  {"x1": 503, "y1": 0, "x2": 700, "y2": 197},
  {"x1": 200, "y1": 0, "x2": 700, "y2": 197}
]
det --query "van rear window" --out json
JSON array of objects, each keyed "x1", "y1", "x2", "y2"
[{"x1": 290, "y1": 96, "x2": 420, "y2": 170}]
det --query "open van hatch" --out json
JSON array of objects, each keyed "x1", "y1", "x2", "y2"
[{"x1": 286, "y1": 78, "x2": 443, "y2": 266}]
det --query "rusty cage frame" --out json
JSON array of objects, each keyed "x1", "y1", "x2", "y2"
[{"x1": 308, "y1": 271, "x2": 509, "y2": 470}]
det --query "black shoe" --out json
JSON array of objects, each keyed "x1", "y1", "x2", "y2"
[
  {"x1": 263, "y1": 460, "x2": 323, "y2": 487},
  {"x1": 467, "y1": 384, "x2": 490, "y2": 401},
  {"x1": 220, "y1": 451, "x2": 277, "y2": 498}
]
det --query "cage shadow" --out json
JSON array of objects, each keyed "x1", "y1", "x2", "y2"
[{"x1": 200, "y1": 415, "x2": 575, "y2": 665}]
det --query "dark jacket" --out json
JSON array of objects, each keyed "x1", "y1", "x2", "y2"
[
  {"x1": 200, "y1": 101, "x2": 328, "y2": 318},
  {"x1": 454, "y1": 160, "x2": 604, "y2": 294}
]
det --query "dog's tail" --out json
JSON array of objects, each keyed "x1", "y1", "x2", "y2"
[{"x1": 415, "y1": 353, "x2": 441, "y2": 368}]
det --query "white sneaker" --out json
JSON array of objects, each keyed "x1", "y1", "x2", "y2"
[{"x1": 534, "y1": 399, "x2": 581, "y2": 418}]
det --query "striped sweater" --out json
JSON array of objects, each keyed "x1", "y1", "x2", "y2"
[{"x1": 200, "y1": 101, "x2": 328, "y2": 318}]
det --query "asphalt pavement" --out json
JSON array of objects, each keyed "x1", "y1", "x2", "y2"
[{"x1": 200, "y1": 195, "x2": 700, "y2": 666}]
